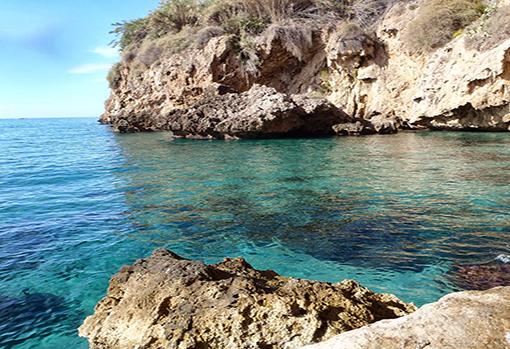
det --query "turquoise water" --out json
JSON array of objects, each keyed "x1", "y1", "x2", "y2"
[{"x1": 1, "y1": 117, "x2": 509, "y2": 348}]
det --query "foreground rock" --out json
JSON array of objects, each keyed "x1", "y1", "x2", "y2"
[
  {"x1": 302, "y1": 286, "x2": 510, "y2": 349},
  {"x1": 79, "y1": 249, "x2": 415, "y2": 349}
]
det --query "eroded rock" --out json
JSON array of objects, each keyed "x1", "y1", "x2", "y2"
[
  {"x1": 79, "y1": 249, "x2": 415, "y2": 349},
  {"x1": 101, "y1": 0, "x2": 510, "y2": 135},
  {"x1": 302, "y1": 286, "x2": 510, "y2": 349},
  {"x1": 110, "y1": 85, "x2": 351, "y2": 139}
]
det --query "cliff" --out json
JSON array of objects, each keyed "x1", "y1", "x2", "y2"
[{"x1": 101, "y1": 0, "x2": 510, "y2": 138}]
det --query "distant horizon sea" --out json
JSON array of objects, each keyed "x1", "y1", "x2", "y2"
[{"x1": 1, "y1": 117, "x2": 509, "y2": 348}]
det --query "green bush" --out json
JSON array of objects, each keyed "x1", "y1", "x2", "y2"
[
  {"x1": 110, "y1": 18, "x2": 149, "y2": 51},
  {"x1": 111, "y1": 0, "x2": 204, "y2": 51},
  {"x1": 404, "y1": 0, "x2": 485, "y2": 52},
  {"x1": 149, "y1": 0, "x2": 202, "y2": 35}
]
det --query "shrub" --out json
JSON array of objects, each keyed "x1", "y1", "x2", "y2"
[
  {"x1": 263, "y1": 23, "x2": 313, "y2": 60},
  {"x1": 110, "y1": 0, "x2": 396, "y2": 57},
  {"x1": 348, "y1": 0, "x2": 392, "y2": 28},
  {"x1": 404, "y1": 0, "x2": 485, "y2": 52},
  {"x1": 465, "y1": 5, "x2": 510, "y2": 50},
  {"x1": 154, "y1": 26, "x2": 197, "y2": 55},
  {"x1": 111, "y1": 18, "x2": 150, "y2": 51},
  {"x1": 111, "y1": 0, "x2": 205, "y2": 51},
  {"x1": 107, "y1": 63, "x2": 123, "y2": 89},
  {"x1": 203, "y1": 0, "x2": 340, "y2": 33},
  {"x1": 306, "y1": 0, "x2": 392, "y2": 27},
  {"x1": 149, "y1": 0, "x2": 202, "y2": 36},
  {"x1": 137, "y1": 43, "x2": 163, "y2": 66},
  {"x1": 195, "y1": 25, "x2": 226, "y2": 47}
]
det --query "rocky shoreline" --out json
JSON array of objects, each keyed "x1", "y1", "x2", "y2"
[
  {"x1": 100, "y1": 0, "x2": 510, "y2": 139},
  {"x1": 80, "y1": 249, "x2": 510, "y2": 349}
]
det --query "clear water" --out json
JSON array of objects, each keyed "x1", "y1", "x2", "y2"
[{"x1": 1, "y1": 118, "x2": 509, "y2": 348}]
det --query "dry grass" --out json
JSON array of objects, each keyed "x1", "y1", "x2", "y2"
[
  {"x1": 465, "y1": 5, "x2": 510, "y2": 51},
  {"x1": 263, "y1": 23, "x2": 314, "y2": 60},
  {"x1": 403, "y1": 0, "x2": 485, "y2": 52},
  {"x1": 112, "y1": 0, "x2": 395, "y2": 50},
  {"x1": 133, "y1": 26, "x2": 197, "y2": 67},
  {"x1": 105, "y1": 0, "x2": 399, "y2": 90},
  {"x1": 204, "y1": 0, "x2": 314, "y2": 26},
  {"x1": 137, "y1": 42, "x2": 163, "y2": 66}
]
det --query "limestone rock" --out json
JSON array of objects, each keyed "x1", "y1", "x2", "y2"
[
  {"x1": 110, "y1": 85, "x2": 351, "y2": 138},
  {"x1": 302, "y1": 287, "x2": 510, "y2": 349},
  {"x1": 332, "y1": 119, "x2": 375, "y2": 136},
  {"x1": 326, "y1": 1, "x2": 510, "y2": 131},
  {"x1": 101, "y1": 0, "x2": 510, "y2": 134},
  {"x1": 79, "y1": 249, "x2": 416, "y2": 349}
]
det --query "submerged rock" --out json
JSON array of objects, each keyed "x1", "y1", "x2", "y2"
[
  {"x1": 449, "y1": 260, "x2": 510, "y2": 290},
  {"x1": 0, "y1": 290, "x2": 79, "y2": 347},
  {"x1": 302, "y1": 286, "x2": 510, "y2": 349},
  {"x1": 79, "y1": 249, "x2": 415, "y2": 349}
]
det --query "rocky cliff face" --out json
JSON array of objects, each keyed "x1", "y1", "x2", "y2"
[
  {"x1": 329, "y1": 1, "x2": 510, "y2": 131},
  {"x1": 79, "y1": 249, "x2": 415, "y2": 349},
  {"x1": 302, "y1": 286, "x2": 510, "y2": 349},
  {"x1": 102, "y1": 0, "x2": 510, "y2": 137}
]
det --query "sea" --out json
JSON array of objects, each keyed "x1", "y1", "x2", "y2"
[{"x1": 0, "y1": 117, "x2": 509, "y2": 348}]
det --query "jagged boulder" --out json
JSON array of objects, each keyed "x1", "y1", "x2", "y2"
[
  {"x1": 111, "y1": 85, "x2": 351, "y2": 139},
  {"x1": 302, "y1": 287, "x2": 510, "y2": 349},
  {"x1": 79, "y1": 249, "x2": 415, "y2": 349}
]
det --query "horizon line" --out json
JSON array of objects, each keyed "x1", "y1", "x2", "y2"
[{"x1": 0, "y1": 116, "x2": 100, "y2": 120}]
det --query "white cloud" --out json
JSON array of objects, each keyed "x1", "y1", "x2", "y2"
[
  {"x1": 91, "y1": 46, "x2": 119, "y2": 58},
  {"x1": 68, "y1": 63, "x2": 112, "y2": 74}
]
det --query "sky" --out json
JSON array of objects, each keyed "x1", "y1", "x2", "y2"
[{"x1": 0, "y1": 0, "x2": 159, "y2": 118}]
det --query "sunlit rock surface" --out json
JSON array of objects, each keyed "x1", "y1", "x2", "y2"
[
  {"x1": 79, "y1": 249, "x2": 415, "y2": 349},
  {"x1": 302, "y1": 286, "x2": 510, "y2": 349},
  {"x1": 102, "y1": 0, "x2": 510, "y2": 135}
]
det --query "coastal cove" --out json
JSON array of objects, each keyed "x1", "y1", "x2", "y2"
[{"x1": 1, "y1": 118, "x2": 509, "y2": 348}]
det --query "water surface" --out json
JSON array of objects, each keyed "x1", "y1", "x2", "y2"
[{"x1": 0, "y1": 118, "x2": 509, "y2": 348}]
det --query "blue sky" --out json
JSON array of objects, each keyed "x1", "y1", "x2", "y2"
[{"x1": 0, "y1": 0, "x2": 159, "y2": 118}]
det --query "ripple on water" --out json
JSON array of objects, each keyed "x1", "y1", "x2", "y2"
[{"x1": 0, "y1": 119, "x2": 509, "y2": 348}]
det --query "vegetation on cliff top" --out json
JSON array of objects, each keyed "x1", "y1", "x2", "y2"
[
  {"x1": 107, "y1": 0, "x2": 393, "y2": 87},
  {"x1": 465, "y1": 4, "x2": 510, "y2": 50},
  {"x1": 106, "y1": 0, "x2": 509, "y2": 88},
  {"x1": 118, "y1": 1, "x2": 383, "y2": 44},
  {"x1": 404, "y1": 0, "x2": 486, "y2": 52},
  {"x1": 110, "y1": 0, "x2": 391, "y2": 53}
]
